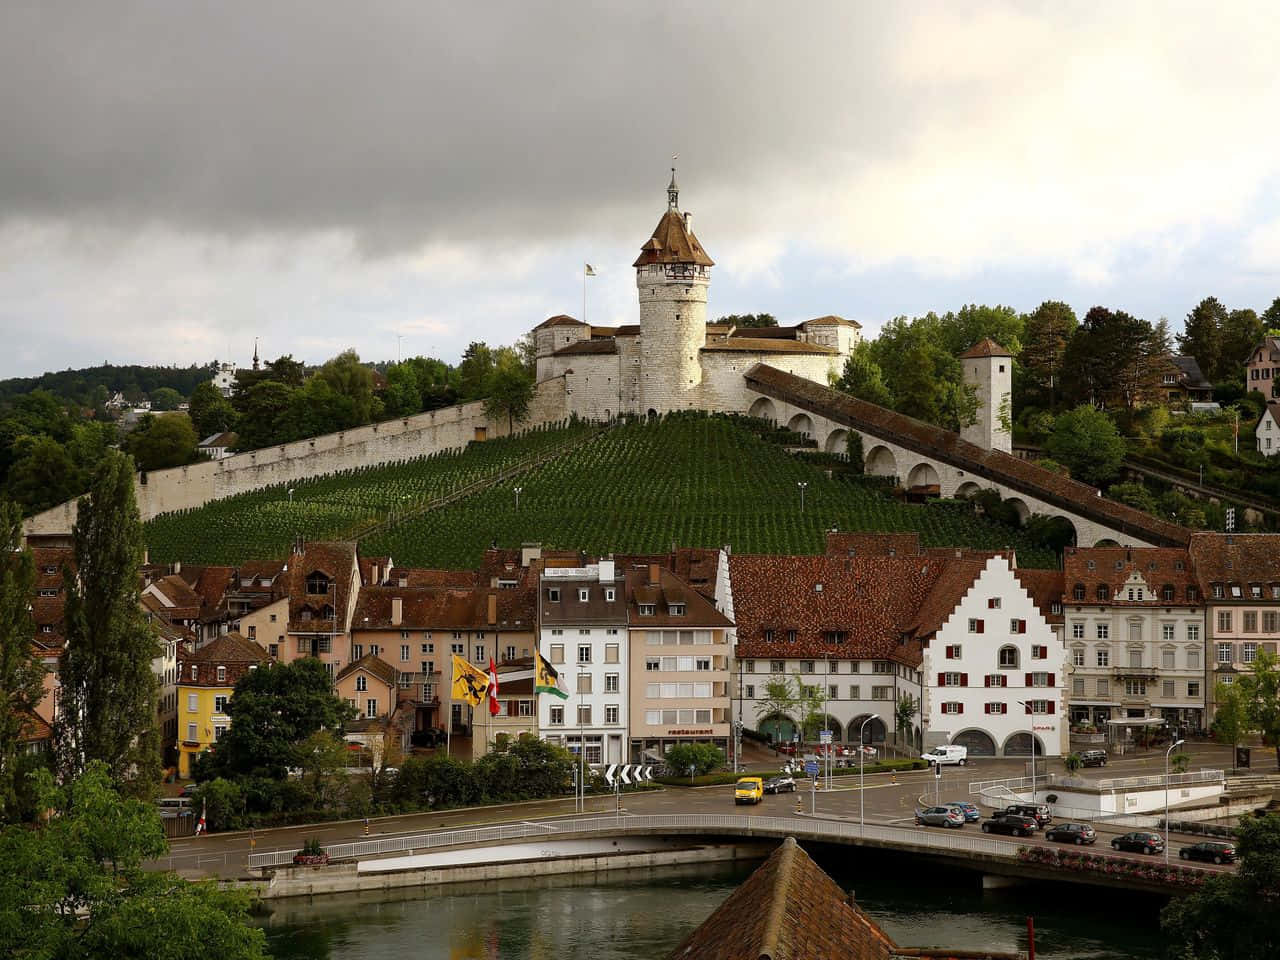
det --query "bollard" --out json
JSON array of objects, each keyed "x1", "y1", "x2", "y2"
[
  {"x1": 795, "y1": 795, "x2": 803, "y2": 814},
  {"x1": 364, "y1": 817, "x2": 370, "y2": 837}
]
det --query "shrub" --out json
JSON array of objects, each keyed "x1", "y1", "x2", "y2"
[
  {"x1": 191, "y1": 777, "x2": 246, "y2": 832},
  {"x1": 665, "y1": 743, "x2": 727, "y2": 777}
]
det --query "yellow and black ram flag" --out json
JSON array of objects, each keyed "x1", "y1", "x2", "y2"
[{"x1": 451, "y1": 654, "x2": 491, "y2": 706}]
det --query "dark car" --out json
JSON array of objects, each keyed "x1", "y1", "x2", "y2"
[
  {"x1": 1080, "y1": 749, "x2": 1107, "y2": 767},
  {"x1": 764, "y1": 776, "x2": 796, "y2": 794},
  {"x1": 999, "y1": 803, "x2": 1051, "y2": 827},
  {"x1": 1045, "y1": 822, "x2": 1097, "y2": 845},
  {"x1": 1179, "y1": 840, "x2": 1237, "y2": 864},
  {"x1": 981, "y1": 814, "x2": 1038, "y2": 837},
  {"x1": 1112, "y1": 831, "x2": 1165, "y2": 854}
]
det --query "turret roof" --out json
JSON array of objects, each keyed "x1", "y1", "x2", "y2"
[
  {"x1": 959, "y1": 337, "x2": 1012, "y2": 358},
  {"x1": 633, "y1": 208, "x2": 714, "y2": 268}
]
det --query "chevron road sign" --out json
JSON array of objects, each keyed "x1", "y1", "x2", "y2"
[{"x1": 604, "y1": 764, "x2": 654, "y2": 787}]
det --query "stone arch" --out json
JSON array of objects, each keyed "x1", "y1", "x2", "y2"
[
  {"x1": 955, "y1": 481, "x2": 982, "y2": 499},
  {"x1": 748, "y1": 397, "x2": 777, "y2": 423},
  {"x1": 865, "y1": 445, "x2": 898, "y2": 479},
  {"x1": 1005, "y1": 497, "x2": 1031, "y2": 525},
  {"x1": 757, "y1": 713, "x2": 796, "y2": 744},
  {"x1": 1001, "y1": 732, "x2": 1045, "y2": 757},
  {"x1": 907, "y1": 462, "x2": 941, "y2": 489},
  {"x1": 647, "y1": 408, "x2": 658, "y2": 420},
  {"x1": 951, "y1": 728, "x2": 997, "y2": 757},
  {"x1": 824, "y1": 428, "x2": 850, "y2": 455},
  {"x1": 849, "y1": 714, "x2": 887, "y2": 744},
  {"x1": 787, "y1": 413, "x2": 814, "y2": 438},
  {"x1": 1094, "y1": 537, "x2": 1120, "y2": 547}
]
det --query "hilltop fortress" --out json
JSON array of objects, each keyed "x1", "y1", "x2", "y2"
[{"x1": 25, "y1": 173, "x2": 1186, "y2": 550}]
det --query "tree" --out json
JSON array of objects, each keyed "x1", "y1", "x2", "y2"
[
  {"x1": 835, "y1": 342, "x2": 893, "y2": 407},
  {"x1": 1261, "y1": 296, "x2": 1280, "y2": 335},
  {"x1": 209, "y1": 658, "x2": 354, "y2": 780},
  {"x1": 1212, "y1": 681, "x2": 1248, "y2": 771},
  {"x1": 1062, "y1": 306, "x2": 1167, "y2": 410},
  {"x1": 1044, "y1": 404, "x2": 1126, "y2": 486},
  {"x1": 1177, "y1": 296, "x2": 1227, "y2": 383},
  {"x1": 482, "y1": 351, "x2": 535, "y2": 432},
  {"x1": 55, "y1": 451, "x2": 160, "y2": 790},
  {"x1": 1160, "y1": 812, "x2": 1280, "y2": 959},
  {"x1": 754, "y1": 678, "x2": 797, "y2": 743},
  {"x1": 1237, "y1": 650, "x2": 1280, "y2": 770},
  {"x1": 846, "y1": 430, "x2": 865, "y2": 472},
  {"x1": 1108, "y1": 481, "x2": 1159, "y2": 515},
  {"x1": 457, "y1": 342, "x2": 495, "y2": 401},
  {"x1": 1062, "y1": 752, "x2": 1082, "y2": 774},
  {"x1": 5, "y1": 434, "x2": 81, "y2": 514},
  {"x1": 382, "y1": 361, "x2": 422, "y2": 418},
  {"x1": 936, "y1": 303, "x2": 1024, "y2": 358},
  {"x1": 298, "y1": 729, "x2": 351, "y2": 810},
  {"x1": 665, "y1": 742, "x2": 726, "y2": 777},
  {"x1": 123, "y1": 412, "x2": 198, "y2": 471},
  {"x1": 895, "y1": 693, "x2": 918, "y2": 746},
  {"x1": 148, "y1": 386, "x2": 183, "y2": 411},
  {"x1": 0, "y1": 500, "x2": 44, "y2": 821},
  {"x1": 231, "y1": 379, "x2": 295, "y2": 450},
  {"x1": 1222, "y1": 308, "x2": 1263, "y2": 382},
  {"x1": 792, "y1": 673, "x2": 827, "y2": 741},
  {"x1": 717, "y1": 313, "x2": 778, "y2": 328},
  {"x1": 317, "y1": 349, "x2": 375, "y2": 426},
  {"x1": 188, "y1": 380, "x2": 237, "y2": 438},
  {"x1": 0, "y1": 762, "x2": 268, "y2": 960},
  {"x1": 1020, "y1": 300, "x2": 1077, "y2": 408}
]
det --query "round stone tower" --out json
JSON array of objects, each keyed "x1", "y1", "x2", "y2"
[{"x1": 633, "y1": 169, "x2": 715, "y2": 415}]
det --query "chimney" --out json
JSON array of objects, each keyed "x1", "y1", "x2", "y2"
[
  {"x1": 683, "y1": 211, "x2": 692, "y2": 233},
  {"x1": 371, "y1": 563, "x2": 379, "y2": 584},
  {"x1": 521, "y1": 542, "x2": 543, "y2": 567},
  {"x1": 598, "y1": 559, "x2": 615, "y2": 583},
  {"x1": 648, "y1": 563, "x2": 659, "y2": 586},
  {"x1": 487, "y1": 593, "x2": 498, "y2": 626},
  {"x1": 173, "y1": 560, "x2": 181, "y2": 575},
  {"x1": 391, "y1": 596, "x2": 403, "y2": 626}
]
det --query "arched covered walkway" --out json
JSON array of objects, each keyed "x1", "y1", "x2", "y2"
[
  {"x1": 824, "y1": 428, "x2": 850, "y2": 455},
  {"x1": 951, "y1": 728, "x2": 997, "y2": 757},
  {"x1": 907, "y1": 462, "x2": 941, "y2": 488},
  {"x1": 865, "y1": 445, "x2": 898, "y2": 479},
  {"x1": 757, "y1": 713, "x2": 796, "y2": 745},
  {"x1": 1001, "y1": 732, "x2": 1046, "y2": 757},
  {"x1": 849, "y1": 714, "x2": 887, "y2": 744},
  {"x1": 787, "y1": 413, "x2": 814, "y2": 438}
]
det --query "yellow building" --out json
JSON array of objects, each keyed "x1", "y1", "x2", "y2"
[{"x1": 176, "y1": 631, "x2": 267, "y2": 779}]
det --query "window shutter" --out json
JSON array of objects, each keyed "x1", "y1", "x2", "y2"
[
  {"x1": 1047, "y1": 673, "x2": 1055, "y2": 687},
  {"x1": 984, "y1": 703, "x2": 991, "y2": 714},
  {"x1": 938, "y1": 672, "x2": 946, "y2": 687},
  {"x1": 958, "y1": 702, "x2": 964, "y2": 714},
  {"x1": 1020, "y1": 620, "x2": 1027, "y2": 634},
  {"x1": 988, "y1": 598, "x2": 997, "y2": 608},
  {"x1": 1025, "y1": 672, "x2": 1033, "y2": 687},
  {"x1": 984, "y1": 675, "x2": 991, "y2": 688},
  {"x1": 1047, "y1": 701, "x2": 1055, "y2": 714},
  {"x1": 977, "y1": 620, "x2": 985, "y2": 633},
  {"x1": 960, "y1": 673, "x2": 968, "y2": 686},
  {"x1": 1025, "y1": 701, "x2": 1033, "y2": 715}
]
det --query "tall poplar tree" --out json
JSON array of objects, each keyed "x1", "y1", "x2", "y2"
[
  {"x1": 55, "y1": 451, "x2": 160, "y2": 790},
  {"x1": 0, "y1": 499, "x2": 45, "y2": 820},
  {"x1": 1177, "y1": 296, "x2": 1227, "y2": 381},
  {"x1": 1019, "y1": 300, "x2": 1077, "y2": 409}
]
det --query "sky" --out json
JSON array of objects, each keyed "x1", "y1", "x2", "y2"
[{"x1": 2, "y1": 2, "x2": 1279, "y2": 379}]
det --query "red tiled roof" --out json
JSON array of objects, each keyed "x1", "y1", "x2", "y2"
[
  {"x1": 804, "y1": 314, "x2": 862, "y2": 328},
  {"x1": 336, "y1": 653, "x2": 399, "y2": 688},
  {"x1": 1063, "y1": 546, "x2": 1199, "y2": 606},
  {"x1": 959, "y1": 337, "x2": 1011, "y2": 358},
  {"x1": 745, "y1": 364, "x2": 1189, "y2": 548},
  {"x1": 903, "y1": 559, "x2": 989, "y2": 639},
  {"x1": 397, "y1": 568, "x2": 482, "y2": 588},
  {"x1": 352, "y1": 585, "x2": 535, "y2": 632},
  {"x1": 358, "y1": 555, "x2": 392, "y2": 586},
  {"x1": 286, "y1": 541, "x2": 358, "y2": 633},
  {"x1": 1013, "y1": 568, "x2": 1066, "y2": 624},
  {"x1": 825, "y1": 532, "x2": 922, "y2": 557},
  {"x1": 535, "y1": 314, "x2": 585, "y2": 329},
  {"x1": 633, "y1": 208, "x2": 714, "y2": 267},
  {"x1": 555, "y1": 340, "x2": 618, "y2": 357},
  {"x1": 615, "y1": 548, "x2": 720, "y2": 598},
  {"x1": 32, "y1": 546, "x2": 74, "y2": 591},
  {"x1": 624, "y1": 565, "x2": 732, "y2": 628},
  {"x1": 186, "y1": 631, "x2": 267, "y2": 663},
  {"x1": 1187, "y1": 533, "x2": 1280, "y2": 597},
  {"x1": 18, "y1": 711, "x2": 53, "y2": 744}
]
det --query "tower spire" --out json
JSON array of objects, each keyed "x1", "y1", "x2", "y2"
[
  {"x1": 667, "y1": 160, "x2": 679, "y2": 211},
  {"x1": 253, "y1": 337, "x2": 260, "y2": 371}
]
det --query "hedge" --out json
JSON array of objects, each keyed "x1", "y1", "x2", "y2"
[{"x1": 653, "y1": 758, "x2": 927, "y2": 788}]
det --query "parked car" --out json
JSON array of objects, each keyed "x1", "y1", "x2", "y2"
[
  {"x1": 1080, "y1": 749, "x2": 1107, "y2": 767},
  {"x1": 734, "y1": 777, "x2": 765, "y2": 805},
  {"x1": 916, "y1": 806, "x2": 966, "y2": 828},
  {"x1": 1179, "y1": 840, "x2": 1237, "y2": 864},
  {"x1": 999, "y1": 803, "x2": 1051, "y2": 827},
  {"x1": 921, "y1": 745, "x2": 968, "y2": 766},
  {"x1": 764, "y1": 775, "x2": 796, "y2": 794},
  {"x1": 943, "y1": 801, "x2": 981, "y2": 822},
  {"x1": 1112, "y1": 831, "x2": 1165, "y2": 855},
  {"x1": 980, "y1": 814, "x2": 1038, "y2": 837},
  {"x1": 1045, "y1": 823, "x2": 1097, "y2": 845},
  {"x1": 178, "y1": 783, "x2": 200, "y2": 798}
]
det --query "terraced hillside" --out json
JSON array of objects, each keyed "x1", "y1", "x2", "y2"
[
  {"x1": 142, "y1": 420, "x2": 596, "y2": 564},
  {"x1": 360, "y1": 413, "x2": 1060, "y2": 568}
]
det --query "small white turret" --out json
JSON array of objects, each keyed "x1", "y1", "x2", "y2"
[{"x1": 960, "y1": 338, "x2": 1012, "y2": 453}]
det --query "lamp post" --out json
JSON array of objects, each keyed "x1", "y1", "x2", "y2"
[
  {"x1": 797, "y1": 481, "x2": 808, "y2": 513},
  {"x1": 1165, "y1": 738, "x2": 1185, "y2": 864},
  {"x1": 1015, "y1": 701, "x2": 1037, "y2": 802},
  {"x1": 859, "y1": 715, "x2": 874, "y2": 835},
  {"x1": 514, "y1": 486, "x2": 523, "y2": 511}
]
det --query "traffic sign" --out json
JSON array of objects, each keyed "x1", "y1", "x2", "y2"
[
  {"x1": 804, "y1": 760, "x2": 819, "y2": 777},
  {"x1": 819, "y1": 730, "x2": 833, "y2": 745}
]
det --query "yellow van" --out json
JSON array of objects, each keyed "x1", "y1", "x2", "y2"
[{"x1": 734, "y1": 776, "x2": 764, "y2": 805}]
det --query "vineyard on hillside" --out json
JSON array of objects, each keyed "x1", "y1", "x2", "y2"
[
  {"x1": 142, "y1": 420, "x2": 597, "y2": 564},
  {"x1": 361, "y1": 413, "x2": 1061, "y2": 568}
]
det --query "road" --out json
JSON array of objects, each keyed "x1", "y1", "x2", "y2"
[{"x1": 157, "y1": 739, "x2": 1261, "y2": 879}]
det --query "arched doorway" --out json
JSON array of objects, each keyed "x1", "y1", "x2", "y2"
[
  {"x1": 787, "y1": 413, "x2": 814, "y2": 438},
  {"x1": 757, "y1": 713, "x2": 795, "y2": 745},
  {"x1": 907, "y1": 462, "x2": 941, "y2": 489},
  {"x1": 1002, "y1": 732, "x2": 1045, "y2": 757},
  {"x1": 824, "y1": 429, "x2": 850, "y2": 455},
  {"x1": 1005, "y1": 497, "x2": 1031, "y2": 525},
  {"x1": 748, "y1": 397, "x2": 777, "y2": 423},
  {"x1": 865, "y1": 445, "x2": 898, "y2": 479},
  {"x1": 849, "y1": 714, "x2": 887, "y2": 744},
  {"x1": 951, "y1": 728, "x2": 997, "y2": 757},
  {"x1": 815, "y1": 716, "x2": 844, "y2": 742}
]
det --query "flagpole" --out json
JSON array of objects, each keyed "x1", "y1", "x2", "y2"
[{"x1": 582, "y1": 266, "x2": 587, "y2": 326}]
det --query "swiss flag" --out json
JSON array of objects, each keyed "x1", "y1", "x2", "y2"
[{"x1": 488, "y1": 658, "x2": 500, "y2": 716}]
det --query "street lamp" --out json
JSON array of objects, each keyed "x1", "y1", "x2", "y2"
[
  {"x1": 514, "y1": 486, "x2": 523, "y2": 511},
  {"x1": 1165, "y1": 738, "x2": 1185, "y2": 864},
  {"x1": 797, "y1": 481, "x2": 808, "y2": 513},
  {"x1": 859, "y1": 715, "x2": 874, "y2": 834},
  {"x1": 288, "y1": 488, "x2": 295, "y2": 504},
  {"x1": 1015, "y1": 701, "x2": 1037, "y2": 803}
]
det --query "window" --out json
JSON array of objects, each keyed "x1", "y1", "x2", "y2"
[
  {"x1": 578, "y1": 588, "x2": 589, "y2": 603},
  {"x1": 1128, "y1": 649, "x2": 1142, "y2": 668},
  {"x1": 824, "y1": 631, "x2": 848, "y2": 645},
  {"x1": 1031, "y1": 645, "x2": 1048, "y2": 660},
  {"x1": 1162, "y1": 585, "x2": 1175, "y2": 602},
  {"x1": 577, "y1": 644, "x2": 592, "y2": 664},
  {"x1": 1188, "y1": 681, "x2": 1200, "y2": 698},
  {"x1": 998, "y1": 646, "x2": 1019, "y2": 668},
  {"x1": 186, "y1": 722, "x2": 198, "y2": 742},
  {"x1": 1026, "y1": 700, "x2": 1052, "y2": 714},
  {"x1": 213, "y1": 695, "x2": 228, "y2": 714},
  {"x1": 763, "y1": 630, "x2": 775, "y2": 643},
  {"x1": 577, "y1": 704, "x2": 592, "y2": 725},
  {"x1": 1187, "y1": 623, "x2": 1200, "y2": 643},
  {"x1": 190, "y1": 665, "x2": 198, "y2": 681},
  {"x1": 849, "y1": 685, "x2": 861, "y2": 699},
  {"x1": 872, "y1": 661, "x2": 892, "y2": 674},
  {"x1": 605, "y1": 588, "x2": 615, "y2": 602},
  {"x1": 1217, "y1": 643, "x2": 1233, "y2": 664},
  {"x1": 548, "y1": 588, "x2": 560, "y2": 602},
  {"x1": 941, "y1": 672, "x2": 966, "y2": 687},
  {"x1": 1073, "y1": 678, "x2": 1085, "y2": 696},
  {"x1": 1243, "y1": 611, "x2": 1259, "y2": 634},
  {"x1": 366, "y1": 698, "x2": 378, "y2": 718},
  {"x1": 745, "y1": 684, "x2": 755, "y2": 699},
  {"x1": 988, "y1": 597, "x2": 1002, "y2": 609},
  {"x1": 1231, "y1": 585, "x2": 1242, "y2": 599},
  {"x1": 1096, "y1": 623, "x2": 1110, "y2": 640},
  {"x1": 576, "y1": 673, "x2": 592, "y2": 694},
  {"x1": 770, "y1": 660, "x2": 785, "y2": 673},
  {"x1": 518, "y1": 700, "x2": 534, "y2": 717},
  {"x1": 984, "y1": 673, "x2": 1008, "y2": 687},
  {"x1": 400, "y1": 645, "x2": 410, "y2": 662},
  {"x1": 786, "y1": 630, "x2": 798, "y2": 644},
  {"x1": 1097, "y1": 678, "x2": 1110, "y2": 696},
  {"x1": 985, "y1": 702, "x2": 1008, "y2": 715},
  {"x1": 1097, "y1": 585, "x2": 1110, "y2": 601},
  {"x1": 450, "y1": 642, "x2": 464, "y2": 655},
  {"x1": 828, "y1": 684, "x2": 838, "y2": 699},
  {"x1": 1072, "y1": 647, "x2": 1085, "y2": 667},
  {"x1": 941, "y1": 702, "x2": 963, "y2": 715},
  {"x1": 550, "y1": 644, "x2": 564, "y2": 664},
  {"x1": 1125, "y1": 679, "x2": 1146, "y2": 697},
  {"x1": 422, "y1": 642, "x2": 434, "y2": 653},
  {"x1": 669, "y1": 603, "x2": 686, "y2": 616},
  {"x1": 550, "y1": 628, "x2": 563, "y2": 636},
  {"x1": 696, "y1": 657, "x2": 711, "y2": 671},
  {"x1": 1030, "y1": 672, "x2": 1052, "y2": 687},
  {"x1": 638, "y1": 604, "x2": 656, "y2": 616},
  {"x1": 247, "y1": 625, "x2": 256, "y2": 640},
  {"x1": 1187, "y1": 647, "x2": 1200, "y2": 669},
  {"x1": 605, "y1": 704, "x2": 619, "y2": 724},
  {"x1": 1096, "y1": 647, "x2": 1110, "y2": 667},
  {"x1": 605, "y1": 673, "x2": 619, "y2": 693},
  {"x1": 871, "y1": 686, "x2": 892, "y2": 700},
  {"x1": 945, "y1": 644, "x2": 962, "y2": 659},
  {"x1": 968, "y1": 618, "x2": 985, "y2": 633},
  {"x1": 1212, "y1": 583, "x2": 1224, "y2": 599},
  {"x1": 1010, "y1": 619, "x2": 1027, "y2": 634},
  {"x1": 1073, "y1": 583, "x2": 1086, "y2": 602},
  {"x1": 356, "y1": 675, "x2": 367, "y2": 692},
  {"x1": 1222, "y1": 675, "x2": 1235, "y2": 686},
  {"x1": 1244, "y1": 642, "x2": 1258, "y2": 663},
  {"x1": 1218, "y1": 611, "x2": 1232, "y2": 632},
  {"x1": 1162, "y1": 680, "x2": 1175, "y2": 698},
  {"x1": 549, "y1": 705, "x2": 564, "y2": 726},
  {"x1": 1265, "y1": 612, "x2": 1279, "y2": 634},
  {"x1": 1162, "y1": 648, "x2": 1175, "y2": 669},
  {"x1": 1071, "y1": 623, "x2": 1085, "y2": 639},
  {"x1": 645, "y1": 657, "x2": 660, "y2": 671},
  {"x1": 216, "y1": 666, "x2": 226, "y2": 683}
]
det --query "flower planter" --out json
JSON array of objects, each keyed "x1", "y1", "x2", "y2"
[{"x1": 292, "y1": 853, "x2": 330, "y2": 866}]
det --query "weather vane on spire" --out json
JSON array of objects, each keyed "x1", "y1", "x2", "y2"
[{"x1": 668, "y1": 155, "x2": 680, "y2": 210}]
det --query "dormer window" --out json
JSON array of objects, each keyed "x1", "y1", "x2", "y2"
[
  {"x1": 1212, "y1": 583, "x2": 1224, "y2": 599},
  {"x1": 1161, "y1": 585, "x2": 1175, "y2": 602},
  {"x1": 1072, "y1": 583, "x2": 1085, "y2": 602},
  {"x1": 824, "y1": 630, "x2": 848, "y2": 644},
  {"x1": 306, "y1": 572, "x2": 332, "y2": 595},
  {"x1": 1231, "y1": 584, "x2": 1242, "y2": 598},
  {"x1": 1096, "y1": 585, "x2": 1110, "y2": 601},
  {"x1": 669, "y1": 603, "x2": 686, "y2": 616},
  {"x1": 216, "y1": 666, "x2": 226, "y2": 683},
  {"x1": 786, "y1": 630, "x2": 798, "y2": 643},
  {"x1": 42, "y1": 565, "x2": 57, "y2": 575},
  {"x1": 763, "y1": 629, "x2": 775, "y2": 643},
  {"x1": 548, "y1": 588, "x2": 560, "y2": 603},
  {"x1": 1251, "y1": 584, "x2": 1262, "y2": 599},
  {"x1": 638, "y1": 603, "x2": 656, "y2": 616}
]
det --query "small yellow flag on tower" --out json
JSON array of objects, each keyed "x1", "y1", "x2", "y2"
[{"x1": 584, "y1": 263, "x2": 596, "y2": 276}]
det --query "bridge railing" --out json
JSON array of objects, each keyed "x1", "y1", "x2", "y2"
[{"x1": 246, "y1": 813, "x2": 1018, "y2": 870}]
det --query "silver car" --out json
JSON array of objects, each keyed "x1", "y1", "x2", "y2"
[{"x1": 916, "y1": 805, "x2": 965, "y2": 828}]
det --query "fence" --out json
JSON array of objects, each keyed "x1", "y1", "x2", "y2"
[{"x1": 246, "y1": 812, "x2": 1018, "y2": 870}]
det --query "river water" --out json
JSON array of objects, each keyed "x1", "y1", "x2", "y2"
[{"x1": 260, "y1": 851, "x2": 1166, "y2": 959}]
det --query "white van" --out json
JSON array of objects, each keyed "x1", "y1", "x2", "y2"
[{"x1": 921, "y1": 745, "x2": 968, "y2": 766}]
